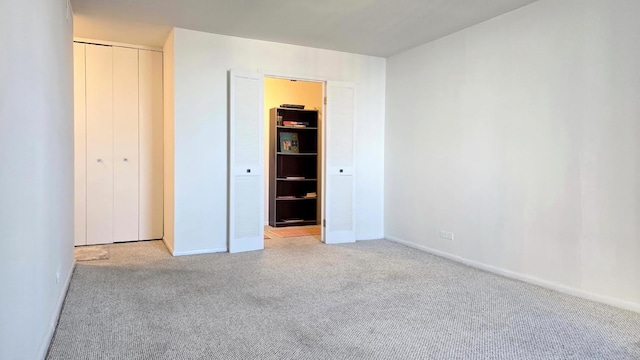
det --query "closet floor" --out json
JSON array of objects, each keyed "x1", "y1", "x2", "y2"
[{"x1": 264, "y1": 225, "x2": 321, "y2": 239}]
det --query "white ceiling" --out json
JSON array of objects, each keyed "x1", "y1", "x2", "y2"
[{"x1": 71, "y1": 0, "x2": 537, "y2": 57}]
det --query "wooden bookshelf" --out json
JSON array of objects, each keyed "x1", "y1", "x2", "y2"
[{"x1": 268, "y1": 107, "x2": 319, "y2": 227}]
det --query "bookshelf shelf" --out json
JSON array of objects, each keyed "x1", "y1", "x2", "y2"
[
  {"x1": 275, "y1": 220, "x2": 317, "y2": 226},
  {"x1": 276, "y1": 197, "x2": 317, "y2": 201},
  {"x1": 269, "y1": 107, "x2": 320, "y2": 227},
  {"x1": 276, "y1": 152, "x2": 317, "y2": 156},
  {"x1": 276, "y1": 178, "x2": 317, "y2": 182}
]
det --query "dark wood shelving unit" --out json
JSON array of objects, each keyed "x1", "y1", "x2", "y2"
[{"x1": 269, "y1": 107, "x2": 319, "y2": 227}]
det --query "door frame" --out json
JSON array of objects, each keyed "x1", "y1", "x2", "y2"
[{"x1": 261, "y1": 71, "x2": 328, "y2": 244}]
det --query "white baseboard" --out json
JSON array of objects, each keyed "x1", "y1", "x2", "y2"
[
  {"x1": 356, "y1": 237, "x2": 384, "y2": 241},
  {"x1": 172, "y1": 247, "x2": 227, "y2": 256},
  {"x1": 37, "y1": 260, "x2": 76, "y2": 360},
  {"x1": 386, "y1": 236, "x2": 640, "y2": 314},
  {"x1": 162, "y1": 237, "x2": 226, "y2": 256}
]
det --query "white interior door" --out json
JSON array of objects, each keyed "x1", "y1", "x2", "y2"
[
  {"x1": 113, "y1": 46, "x2": 139, "y2": 242},
  {"x1": 73, "y1": 43, "x2": 87, "y2": 246},
  {"x1": 323, "y1": 81, "x2": 356, "y2": 244},
  {"x1": 85, "y1": 44, "x2": 114, "y2": 245},
  {"x1": 138, "y1": 49, "x2": 164, "y2": 240},
  {"x1": 228, "y1": 70, "x2": 264, "y2": 253}
]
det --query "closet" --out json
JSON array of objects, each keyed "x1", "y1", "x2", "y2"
[{"x1": 73, "y1": 42, "x2": 163, "y2": 246}]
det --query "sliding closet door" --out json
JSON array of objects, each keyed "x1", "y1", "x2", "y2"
[
  {"x1": 139, "y1": 50, "x2": 164, "y2": 240},
  {"x1": 73, "y1": 43, "x2": 87, "y2": 246},
  {"x1": 324, "y1": 81, "x2": 356, "y2": 244},
  {"x1": 228, "y1": 71, "x2": 264, "y2": 253},
  {"x1": 113, "y1": 47, "x2": 139, "y2": 242},
  {"x1": 85, "y1": 44, "x2": 114, "y2": 245}
]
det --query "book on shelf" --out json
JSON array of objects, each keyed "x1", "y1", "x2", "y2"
[
  {"x1": 285, "y1": 176, "x2": 305, "y2": 180},
  {"x1": 282, "y1": 121, "x2": 310, "y2": 127},
  {"x1": 280, "y1": 104, "x2": 305, "y2": 109},
  {"x1": 279, "y1": 132, "x2": 299, "y2": 153},
  {"x1": 304, "y1": 192, "x2": 317, "y2": 198},
  {"x1": 276, "y1": 195, "x2": 296, "y2": 199}
]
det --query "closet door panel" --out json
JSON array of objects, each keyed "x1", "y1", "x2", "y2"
[
  {"x1": 73, "y1": 43, "x2": 87, "y2": 246},
  {"x1": 85, "y1": 44, "x2": 114, "y2": 245},
  {"x1": 138, "y1": 50, "x2": 164, "y2": 240},
  {"x1": 228, "y1": 70, "x2": 264, "y2": 253},
  {"x1": 113, "y1": 47, "x2": 140, "y2": 242},
  {"x1": 324, "y1": 81, "x2": 356, "y2": 244}
]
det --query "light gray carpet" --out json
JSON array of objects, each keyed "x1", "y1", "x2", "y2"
[{"x1": 48, "y1": 238, "x2": 640, "y2": 359}]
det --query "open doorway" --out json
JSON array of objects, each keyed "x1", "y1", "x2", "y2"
[
  {"x1": 229, "y1": 70, "x2": 355, "y2": 253},
  {"x1": 263, "y1": 77, "x2": 324, "y2": 243}
]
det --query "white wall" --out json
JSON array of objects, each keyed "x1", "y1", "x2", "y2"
[
  {"x1": 385, "y1": 0, "x2": 640, "y2": 310},
  {"x1": 163, "y1": 30, "x2": 176, "y2": 253},
  {"x1": 171, "y1": 28, "x2": 386, "y2": 254},
  {"x1": 0, "y1": 0, "x2": 75, "y2": 358}
]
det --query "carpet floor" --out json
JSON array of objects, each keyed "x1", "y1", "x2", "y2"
[{"x1": 47, "y1": 238, "x2": 640, "y2": 359}]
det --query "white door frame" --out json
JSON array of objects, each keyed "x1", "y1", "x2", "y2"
[
  {"x1": 261, "y1": 71, "x2": 329, "y2": 244},
  {"x1": 230, "y1": 70, "x2": 357, "y2": 250}
]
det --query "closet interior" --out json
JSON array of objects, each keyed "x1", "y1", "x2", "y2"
[{"x1": 264, "y1": 78, "x2": 323, "y2": 229}]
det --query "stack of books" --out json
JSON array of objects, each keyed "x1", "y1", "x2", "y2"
[
  {"x1": 280, "y1": 104, "x2": 305, "y2": 109},
  {"x1": 282, "y1": 121, "x2": 309, "y2": 128}
]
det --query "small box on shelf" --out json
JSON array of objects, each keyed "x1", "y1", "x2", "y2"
[{"x1": 279, "y1": 132, "x2": 299, "y2": 153}]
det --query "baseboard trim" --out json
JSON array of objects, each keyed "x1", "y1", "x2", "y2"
[
  {"x1": 37, "y1": 260, "x2": 76, "y2": 360},
  {"x1": 172, "y1": 247, "x2": 227, "y2": 256},
  {"x1": 386, "y1": 236, "x2": 640, "y2": 314}
]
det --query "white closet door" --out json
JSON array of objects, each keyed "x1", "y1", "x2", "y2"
[
  {"x1": 324, "y1": 81, "x2": 356, "y2": 244},
  {"x1": 138, "y1": 50, "x2": 164, "y2": 240},
  {"x1": 73, "y1": 43, "x2": 87, "y2": 246},
  {"x1": 85, "y1": 44, "x2": 114, "y2": 245},
  {"x1": 228, "y1": 70, "x2": 264, "y2": 253},
  {"x1": 113, "y1": 47, "x2": 139, "y2": 242}
]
